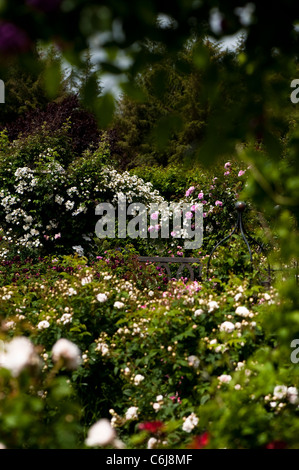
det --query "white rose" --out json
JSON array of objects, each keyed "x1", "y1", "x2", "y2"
[
  {"x1": 147, "y1": 437, "x2": 158, "y2": 449},
  {"x1": 0, "y1": 337, "x2": 40, "y2": 377},
  {"x1": 96, "y1": 293, "x2": 108, "y2": 302},
  {"x1": 188, "y1": 355, "x2": 200, "y2": 368},
  {"x1": 134, "y1": 374, "x2": 145, "y2": 385},
  {"x1": 218, "y1": 374, "x2": 232, "y2": 384},
  {"x1": 207, "y1": 301, "x2": 219, "y2": 312},
  {"x1": 51, "y1": 338, "x2": 81, "y2": 370},
  {"x1": 194, "y1": 308, "x2": 204, "y2": 317},
  {"x1": 67, "y1": 287, "x2": 77, "y2": 296},
  {"x1": 85, "y1": 419, "x2": 116, "y2": 447},
  {"x1": 235, "y1": 362, "x2": 245, "y2": 371},
  {"x1": 235, "y1": 306, "x2": 250, "y2": 317},
  {"x1": 37, "y1": 320, "x2": 50, "y2": 330},
  {"x1": 234, "y1": 292, "x2": 243, "y2": 302},
  {"x1": 125, "y1": 406, "x2": 138, "y2": 420},
  {"x1": 114, "y1": 301, "x2": 125, "y2": 309},
  {"x1": 219, "y1": 321, "x2": 235, "y2": 333},
  {"x1": 182, "y1": 412, "x2": 199, "y2": 432},
  {"x1": 273, "y1": 385, "x2": 287, "y2": 400}
]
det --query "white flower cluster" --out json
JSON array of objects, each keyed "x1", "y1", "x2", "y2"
[
  {"x1": 67, "y1": 186, "x2": 79, "y2": 197},
  {"x1": 0, "y1": 334, "x2": 81, "y2": 376},
  {"x1": 14, "y1": 167, "x2": 38, "y2": 195},
  {"x1": 182, "y1": 412, "x2": 199, "y2": 432},
  {"x1": 95, "y1": 341, "x2": 109, "y2": 356},
  {"x1": 133, "y1": 373, "x2": 145, "y2": 385},
  {"x1": 218, "y1": 374, "x2": 232, "y2": 384},
  {"x1": 0, "y1": 153, "x2": 174, "y2": 252},
  {"x1": 96, "y1": 293, "x2": 108, "y2": 302},
  {"x1": 219, "y1": 321, "x2": 235, "y2": 333},
  {"x1": 265, "y1": 385, "x2": 299, "y2": 409},
  {"x1": 125, "y1": 406, "x2": 139, "y2": 420},
  {"x1": 0, "y1": 168, "x2": 42, "y2": 248},
  {"x1": 101, "y1": 167, "x2": 164, "y2": 207}
]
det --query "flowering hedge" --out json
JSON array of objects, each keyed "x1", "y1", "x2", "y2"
[{"x1": 0, "y1": 128, "x2": 170, "y2": 258}]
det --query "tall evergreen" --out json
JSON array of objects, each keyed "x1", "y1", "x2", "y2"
[{"x1": 112, "y1": 38, "x2": 245, "y2": 169}]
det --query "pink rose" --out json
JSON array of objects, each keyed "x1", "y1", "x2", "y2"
[{"x1": 185, "y1": 186, "x2": 195, "y2": 197}]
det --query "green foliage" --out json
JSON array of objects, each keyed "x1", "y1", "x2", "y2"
[
  {"x1": 113, "y1": 40, "x2": 243, "y2": 168},
  {"x1": 0, "y1": 46, "x2": 68, "y2": 126}
]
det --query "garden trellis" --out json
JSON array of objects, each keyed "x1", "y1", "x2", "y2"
[{"x1": 139, "y1": 201, "x2": 272, "y2": 286}]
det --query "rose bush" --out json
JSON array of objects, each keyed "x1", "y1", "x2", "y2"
[{"x1": 0, "y1": 246, "x2": 287, "y2": 449}]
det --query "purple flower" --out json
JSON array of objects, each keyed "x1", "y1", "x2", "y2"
[
  {"x1": 198, "y1": 192, "x2": 204, "y2": 200},
  {"x1": 215, "y1": 200, "x2": 223, "y2": 206},
  {"x1": 224, "y1": 162, "x2": 231, "y2": 169},
  {"x1": 185, "y1": 211, "x2": 193, "y2": 219},
  {"x1": 26, "y1": 0, "x2": 63, "y2": 13},
  {"x1": 238, "y1": 170, "x2": 246, "y2": 177},
  {"x1": 0, "y1": 22, "x2": 31, "y2": 54}
]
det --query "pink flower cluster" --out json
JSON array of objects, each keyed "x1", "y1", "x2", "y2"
[{"x1": 185, "y1": 186, "x2": 195, "y2": 197}]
